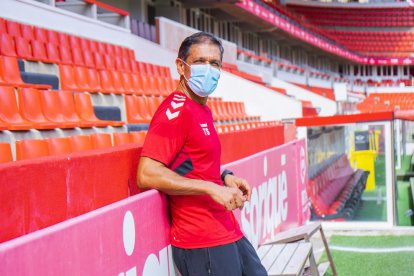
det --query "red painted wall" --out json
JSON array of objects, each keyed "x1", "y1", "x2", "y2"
[{"x1": 0, "y1": 126, "x2": 285, "y2": 242}]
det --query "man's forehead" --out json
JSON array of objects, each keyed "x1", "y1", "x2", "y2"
[{"x1": 187, "y1": 43, "x2": 221, "y2": 60}]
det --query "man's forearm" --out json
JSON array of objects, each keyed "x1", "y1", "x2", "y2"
[{"x1": 138, "y1": 156, "x2": 217, "y2": 196}]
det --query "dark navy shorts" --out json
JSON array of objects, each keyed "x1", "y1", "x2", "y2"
[{"x1": 172, "y1": 236, "x2": 267, "y2": 276}]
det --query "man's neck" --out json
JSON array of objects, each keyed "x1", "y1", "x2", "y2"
[{"x1": 177, "y1": 79, "x2": 208, "y2": 105}]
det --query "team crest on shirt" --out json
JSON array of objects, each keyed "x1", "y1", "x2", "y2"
[
  {"x1": 166, "y1": 94, "x2": 186, "y2": 120},
  {"x1": 200, "y1": 123, "x2": 210, "y2": 136}
]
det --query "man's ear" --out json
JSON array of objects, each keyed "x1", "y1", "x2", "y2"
[{"x1": 176, "y1": 58, "x2": 185, "y2": 76}]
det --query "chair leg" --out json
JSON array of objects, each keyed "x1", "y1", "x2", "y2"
[
  {"x1": 319, "y1": 228, "x2": 337, "y2": 276},
  {"x1": 308, "y1": 250, "x2": 320, "y2": 276}
]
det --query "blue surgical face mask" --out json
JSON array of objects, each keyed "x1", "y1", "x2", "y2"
[{"x1": 181, "y1": 59, "x2": 221, "y2": 97}]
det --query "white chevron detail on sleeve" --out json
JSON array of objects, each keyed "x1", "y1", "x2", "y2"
[
  {"x1": 171, "y1": 101, "x2": 184, "y2": 109},
  {"x1": 166, "y1": 108, "x2": 180, "y2": 120},
  {"x1": 173, "y1": 97, "x2": 186, "y2": 102}
]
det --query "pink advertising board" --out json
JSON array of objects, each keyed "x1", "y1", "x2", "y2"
[
  {"x1": 236, "y1": 0, "x2": 414, "y2": 66},
  {"x1": 0, "y1": 139, "x2": 309, "y2": 275},
  {"x1": 223, "y1": 139, "x2": 309, "y2": 249}
]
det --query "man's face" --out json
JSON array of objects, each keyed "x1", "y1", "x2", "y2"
[{"x1": 177, "y1": 43, "x2": 222, "y2": 80}]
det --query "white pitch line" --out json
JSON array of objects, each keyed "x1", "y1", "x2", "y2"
[{"x1": 330, "y1": 245, "x2": 414, "y2": 253}]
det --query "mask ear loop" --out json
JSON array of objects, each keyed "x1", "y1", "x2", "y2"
[{"x1": 179, "y1": 58, "x2": 191, "y2": 83}]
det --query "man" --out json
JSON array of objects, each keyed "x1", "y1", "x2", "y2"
[{"x1": 137, "y1": 32, "x2": 267, "y2": 276}]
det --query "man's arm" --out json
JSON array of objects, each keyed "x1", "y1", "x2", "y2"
[{"x1": 137, "y1": 156, "x2": 246, "y2": 211}]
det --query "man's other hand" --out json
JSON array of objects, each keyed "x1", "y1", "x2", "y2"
[
  {"x1": 223, "y1": 174, "x2": 252, "y2": 202},
  {"x1": 209, "y1": 185, "x2": 246, "y2": 211}
]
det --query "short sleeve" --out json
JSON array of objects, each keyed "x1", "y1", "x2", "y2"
[{"x1": 141, "y1": 96, "x2": 188, "y2": 166}]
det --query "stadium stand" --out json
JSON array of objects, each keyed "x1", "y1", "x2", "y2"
[
  {"x1": 308, "y1": 154, "x2": 368, "y2": 220},
  {"x1": 357, "y1": 93, "x2": 414, "y2": 112}
]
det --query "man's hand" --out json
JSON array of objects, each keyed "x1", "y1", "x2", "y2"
[
  {"x1": 223, "y1": 174, "x2": 251, "y2": 202},
  {"x1": 208, "y1": 185, "x2": 246, "y2": 211}
]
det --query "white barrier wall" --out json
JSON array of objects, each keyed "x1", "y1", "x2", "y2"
[
  {"x1": 366, "y1": 86, "x2": 414, "y2": 93},
  {"x1": 157, "y1": 17, "x2": 238, "y2": 65},
  {"x1": 308, "y1": 77, "x2": 332, "y2": 88},
  {"x1": 276, "y1": 70, "x2": 307, "y2": 84},
  {"x1": 271, "y1": 78, "x2": 337, "y2": 116},
  {"x1": 215, "y1": 72, "x2": 303, "y2": 121}
]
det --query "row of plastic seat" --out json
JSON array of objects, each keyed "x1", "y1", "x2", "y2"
[
  {"x1": 292, "y1": 83, "x2": 336, "y2": 101},
  {"x1": 0, "y1": 18, "x2": 133, "y2": 59},
  {"x1": 207, "y1": 99, "x2": 258, "y2": 122},
  {"x1": 357, "y1": 93, "x2": 414, "y2": 112},
  {"x1": 328, "y1": 30, "x2": 414, "y2": 41},
  {"x1": 125, "y1": 95, "x2": 164, "y2": 124},
  {"x1": 215, "y1": 120, "x2": 280, "y2": 134},
  {"x1": 59, "y1": 65, "x2": 177, "y2": 96},
  {"x1": 290, "y1": 5, "x2": 414, "y2": 17},
  {"x1": 309, "y1": 19, "x2": 414, "y2": 27},
  {"x1": 0, "y1": 32, "x2": 172, "y2": 76},
  {"x1": 0, "y1": 86, "x2": 122, "y2": 131},
  {"x1": 0, "y1": 55, "x2": 51, "y2": 89},
  {"x1": 222, "y1": 61, "x2": 265, "y2": 84},
  {"x1": 0, "y1": 131, "x2": 147, "y2": 162},
  {"x1": 308, "y1": 154, "x2": 359, "y2": 217}
]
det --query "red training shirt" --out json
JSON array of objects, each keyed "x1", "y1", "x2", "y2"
[{"x1": 141, "y1": 91, "x2": 243, "y2": 249}]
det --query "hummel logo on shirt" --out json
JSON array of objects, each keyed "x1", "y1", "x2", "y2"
[
  {"x1": 200, "y1": 123, "x2": 210, "y2": 136},
  {"x1": 166, "y1": 94, "x2": 186, "y2": 120}
]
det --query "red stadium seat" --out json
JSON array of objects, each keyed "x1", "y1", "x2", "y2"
[
  {"x1": 113, "y1": 45, "x2": 122, "y2": 57},
  {"x1": 85, "y1": 68, "x2": 102, "y2": 92},
  {"x1": 125, "y1": 95, "x2": 150, "y2": 123},
  {"x1": 20, "y1": 24, "x2": 35, "y2": 41},
  {"x1": 70, "y1": 135, "x2": 93, "y2": 152},
  {"x1": 57, "y1": 90, "x2": 95, "y2": 128},
  {"x1": 97, "y1": 41, "x2": 107, "y2": 54},
  {"x1": 120, "y1": 72, "x2": 136, "y2": 94},
  {"x1": 58, "y1": 45, "x2": 73, "y2": 64},
  {"x1": 72, "y1": 47, "x2": 85, "y2": 66},
  {"x1": 40, "y1": 90, "x2": 78, "y2": 128},
  {"x1": 89, "y1": 39, "x2": 98, "y2": 53},
  {"x1": 90, "y1": 133, "x2": 113, "y2": 149},
  {"x1": 31, "y1": 40, "x2": 50, "y2": 63},
  {"x1": 47, "y1": 30, "x2": 60, "y2": 45},
  {"x1": 106, "y1": 43, "x2": 115, "y2": 55},
  {"x1": 93, "y1": 52, "x2": 106, "y2": 70},
  {"x1": 0, "y1": 142, "x2": 13, "y2": 163},
  {"x1": 79, "y1": 38, "x2": 90, "y2": 51},
  {"x1": 103, "y1": 54, "x2": 115, "y2": 70},
  {"x1": 59, "y1": 65, "x2": 79, "y2": 91},
  {"x1": 45, "y1": 42, "x2": 61, "y2": 63},
  {"x1": 15, "y1": 37, "x2": 34, "y2": 60},
  {"x1": 58, "y1": 32, "x2": 69, "y2": 46},
  {"x1": 130, "y1": 73, "x2": 144, "y2": 95},
  {"x1": 110, "y1": 70, "x2": 127, "y2": 94},
  {"x1": 68, "y1": 35, "x2": 81, "y2": 49},
  {"x1": 15, "y1": 139, "x2": 49, "y2": 161},
  {"x1": 0, "y1": 86, "x2": 43, "y2": 130},
  {"x1": 74, "y1": 92, "x2": 124, "y2": 127},
  {"x1": 33, "y1": 27, "x2": 48, "y2": 43},
  {"x1": 83, "y1": 50, "x2": 95, "y2": 68},
  {"x1": 0, "y1": 18, "x2": 6, "y2": 34},
  {"x1": 98, "y1": 69, "x2": 116, "y2": 94},
  {"x1": 113, "y1": 132, "x2": 132, "y2": 146},
  {"x1": 129, "y1": 131, "x2": 146, "y2": 144},
  {"x1": 6, "y1": 20, "x2": 22, "y2": 37},
  {"x1": 73, "y1": 65, "x2": 92, "y2": 92},
  {"x1": 47, "y1": 137, "x2": 72, "y2": 155},
  {"x1": 0, "y1": 34, "x2": 17, "y2": 57},
  {"x1": 18, "y1": 87, "x2": 59, "y2": 129}
]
